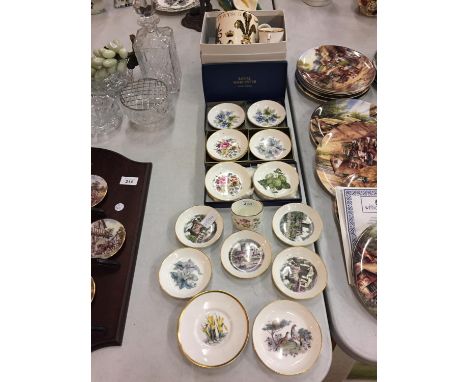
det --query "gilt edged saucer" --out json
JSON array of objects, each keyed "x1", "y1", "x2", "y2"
[
  {"x1": 247, "y1": 100, "x2": 286, "y2": 128},
  {"x1": 207, "y1": 129, "x2": 248, "y2": 161},
  {"x1": 207, "y1": 103, "x2": 245, "y2": 129},
  {"x1": 205, "y1": 162, "x2": 252, "y2": 201},
  {"x1": 249, "y1": 129, "x2": 291, "y2": 161}
]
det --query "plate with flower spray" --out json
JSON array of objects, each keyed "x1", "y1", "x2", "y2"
[
  {"x1": 207, "y1": 103, "x2": 245, "y2": 129},
  {"x1": 247, "y1": 100, "x2": 286, "y2": 128}
]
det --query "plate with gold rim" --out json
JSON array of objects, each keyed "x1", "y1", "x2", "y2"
[
  {"x1": 91, "y1": 218, "x2": 126, "y2": 259},
  {"x1": 206, "y1": 129, "x2": 248, "y2": 161},
  {"x1": 253, "y1": 161, "x2": 299, "y2": 200},
  {"x1": 207, "y1": 103, "x2": 245, "y2": 129},
  {"x1": 91, "y1": 277, "x2": 96, "y2": 302},
  {"x1": 154, "y1": 0, "x2": 198, "y2": 13},
  {"x1": 247, "y1": 100, "x2": 286, "y2": 128},
  {"x1": 249, "y1": 129, "x2": 291, "y2": 161},
  {"x1": 205, "y1": 162, "x2": 252, "y2": 202},
  {"x1": 91, "y1": 174, "x2": 108, "y2": 207}
]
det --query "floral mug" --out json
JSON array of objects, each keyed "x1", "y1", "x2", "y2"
[{"x1": 231, "y1": 199, "x2": 263, "y2": 232}]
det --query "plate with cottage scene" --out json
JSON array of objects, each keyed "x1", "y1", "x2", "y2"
[
  {"x1": 207, "y1": 103, "x2": 245, "y2": 129},
  {"x1": 91, "y1": 218, "x2": 126, "y2": 259},
  {"x1": 91, "y1": 277, "x2": 95, "y2": 302},
  {"x1": 175, "y1": 205, "x2": 223, "y2": 248},
  {"x1": 272, "y1": 203, "x2": 323, "y2": 246},
  {"x1": 272, "y1": 247, "x2": 327, "y2": 300},
  {"x1": 253, "y1": 161, "x2": 299, "y2": 200},
  {"x1": 159, "y1": 247, "x2": 212, "y2": 299},
  {"x1": 221, "y1": 230, "x2": 271, "y2": 279},
  {"x1": 315, "y1": 122, "x2": 377, "y2": 195},
  {"x1": 178, "y1": 290, "x2": 249, "y2": 368},
  {"x1": 206, "y1": 129, "x2": 248, "y2": 161},
  {"x1": 252, "y1": 300, "x2": 322, "y2": 375},
  {"x1": 310, "y1": 99, "x2": 377, "y2": 146},
  {"x1": 249, "y1": 129, "x2": 291, "y2": 161},
  {"x1": 205, "y1": 162, "x2": 252, "y2": 201},
  {"x1": 247, "y1": 100, "x2": 286, "y2": 128},
  {"x1": 91, "y1": 174, "x2": 108, "y2": 207},
  {"x1": 154, "y1": 0, "x2": 198, "y2": 13}
]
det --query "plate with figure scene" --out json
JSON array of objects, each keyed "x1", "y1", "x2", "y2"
[
  {"x1": 91, "y1": 218, "x2": 126, "y2": 259},
  {"x1": 91, "y1": 174, "x2": 108, "y2": 207}
]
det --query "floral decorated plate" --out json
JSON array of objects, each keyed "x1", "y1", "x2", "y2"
[
  {"x1": 272, "y1": 247, "x2": 327, "y2": 300},
  {"x1": 207, "y1": 103, "x2": 245, "y2": 129},
  {"x1": 175, "y1": 205, "x2": 223, "y2": 248},
  {"x1": 206, "y1": 129, "x2": 248, "y2": 161},
  {"x1": 247, "y1": 100, "x2": 286, "y2": 128},
  {"x1": 91, "y1": 218, "x2": 126, "y2": 259},
  {"x1": 272, "y1": 203, "x2": 323, "y2": 246},
  {"x1": 221, "y1": 230, "x2": 272, "y2": 279},
  {"x1": 91, "y1": 277, "x2": 96, "y2": 302},
  {"x1": 205, "y1": 162, "x2": 252, "y2": 201},
  {"x1": 252, "y1": 300, "x2": 322, "y2": 375},
  {"x1": 178, "y1": 290, "x2": 249, "y2": 367},
  {"x1": 154, "y1": 0, "x2": 198, "y2": 13},
  {"x1": 159, "y1": 247, "x2": 212, "y2": 299},
  {"x1": 91, "y1": 174, "x2": 108, "y2": 207},
  {"x1": 253, "y1": 161, "x2": 299, "y2": 199},
  {"x1": 249, "y1": 129, "x2": 291, "y2": 161}
]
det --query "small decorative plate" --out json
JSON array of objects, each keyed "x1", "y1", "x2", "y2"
[
  {"x1": 206, "y1": 129, "x2": 248, "y2": 161},
  {"x1": 207, "y1": 103, "x2": 245, "y2": 129},
  {"x1": 272, "y1": 247, "x2": 327, "y2": 300},
  {"x1": 247, "y1": 100, "x2": 286, "y2": 128},
  {"x1": 91, "y1": 174, "x2": 108, "y2": 207},
  {"x1": 221, "y1": 230, "x2": 272, "y2": 279},
  {"x1": 205, "y1": 162, "x2": 252, "y2": 201},
  {"x1": 272, "y1": 203, "x2": 323, "y2": 246},
  {"x1": 253, "y1": 161, "x2": 299, "y2": 199},
  {"x1": 154, "y1": 0, "x2": 198, "y2": 13},
  {"x1": 249, "y1": 129, "x2": 291, "y2": 161},
  {"x1": 159, "y1": 247, "x2": 212, "y2": 299},
  {"x1": 178, "y1": 290, "x2": 249, "y2": 368},
  {"x1": 233, "y1": 0, "x2": 258, "y2": 11},
  {"x1": 175, "y1": 205, "x2": 223, "y2": 248},
  {"x1": 91, "y1": 277, "x2": 95, "y2": 302},
  {"x1": 91, "y1": 218, "x2": 126, "y2": 259},
  {"x1": 252, "y1": 300, "x2": 322, "y2": 375}
]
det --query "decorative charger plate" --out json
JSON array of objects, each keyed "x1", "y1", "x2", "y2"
[
  {"x1": 91, "y1": 277, "x2": 95, "y2": 302},
  {"x1": 249, "y1": 129, "x2": 291, "y2": 161},
  {"x1": 159, "y1": 247, "x2": 212, "y2": 299},
  {"x1": 272, "y1": 203, "x2": 323, "y2": 246},
  {"x1": 91, "y1": 174, "x2": 108, "y2": 207},
  {"x1": 221, "y1": 230, "x2": 272, "y2": 279},
  {"x1": 206, "y1": 129, "x2": 248, "y2": 161},
  {"x1": 310, "y1": 99, "x2": 377, "y2": 146},
  {"x1": 205, "y1": 162, "x2": 252, "y2": 201},
  {"x1": 178, "y1": 290, "x2": 249, "y2": 368},
  {"x1": 154, "y1": 0, "x2": 198, "y2": 13},
  {"x1": 253, "y1": 161, "x2": 299, "y2": 199},
  {"x1": 247, "y1": 100, "x2": 286, "y2": 128},
  {"x1": 272, "y1": 247, "x2": 327, "y2": 300},
  {"x1": 207, "y1": 103, "x2": 245, "y2": 129},
  {"x1": 315, "y1": 122, "x2": 377, "y2": 195},
  {"x1": 175, "y1": 205, "x2": 223, "y2": 248},
  {"x1": 91, "y1": 218, "x2": 126, "y2": 259},
  {"x1": 252, "y1": 300, "x2": 322, "y2": 375}
]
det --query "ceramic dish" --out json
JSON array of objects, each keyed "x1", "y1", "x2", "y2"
[
  {"x1": 315, "y1": 123, "x2": 377, "y2": 195},
  {"x1": 253, "y1": 161, "x2": 299, "y2": 199},
  {"x1": 247, "y1": 100, "x2": 286, "y2": 128},
  {"x1": 272, "y1": 247, "x2": 327, "y2": 300},
  {"x1": 233, "y1": 0, "x2": 258, "y2": 11},
  {"x1": 272, "y1": 203, "x2": 323, "y2": 246},
  {"x1": 221, "y1": 230, "x2": 271, "y2": 279},
  {"x1": 91, "y1": 218, "x2": 126, "y2": 259},
  {"x1": 178, "y1": 290, "x2": 249, "y2": 368},
  {"x1": 249, "y1": 129, "x2": 291, "y2": 161},
  {"x1": 159, "y1": 247, "x2": 212, "y2": 299},
  {"x1": 91, "y1": 277, "x2": 95, "y2": 302},
  {"x1": 91, "y1": 174, "x2": 108, "y2": 207},
  {"x1": 154, "y1": 0, "x2": 198, "y2": 13},
  {"x1": 205, "y1": 162, "x2": 252, "y2": 201},
  {"x1": 206, "y1": 129, "x2": 248, "y2": 161},
  {"x1": 252, "y1": 300, "x2": 322, "y2": 375},
  {"x1": 207, "y1": 103, "x2": 245, "y2": 129}
]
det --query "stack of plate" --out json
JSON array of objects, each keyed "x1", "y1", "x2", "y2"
[{"x1": 296, "y1": 45, "x2": 376, "y2": 102}]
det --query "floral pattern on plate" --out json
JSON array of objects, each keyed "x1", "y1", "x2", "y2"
[
  {"x1": 213, "y1": 172, "x2": 242, "y2": 196},
  {"x1": 254, "y1": 107, "x2": 280, "y2": 126},
  {"x1": 170, "y1": 259, "x2": 202, "y2": 290},
  {"x1": 256, "y1": 136, "x2": 285, "y2": 160},
  {"x1": 263, "y1": 319, "x2": 313, "y2": 357},
  {"x1": 280, "y1": 257, "x2": 318, "y2": 293},
  {"x1": 228, "y1": 239, "x2": 264, "y2": 272},
  {"x1": 258, "y1": 168, "x2": 290, "y2": 194},
  {"x1": 202, "y1": 313, "x2": 229, "y2": 345},
  {"x1": 214, "y1": 138, "x2": 241, "y2": 159},
  {"x1": 279, "y1": 212, "x2": 314, "y2": 242},
  {"x1": 233, "y1": 217, "x2": 261, "y2": 231},
  {"x1": 183, "y1": 214, "x2": 217, "y2": 244},
  {"x1": 214, "y1": 110, "x2": 240, "y2": 129}
]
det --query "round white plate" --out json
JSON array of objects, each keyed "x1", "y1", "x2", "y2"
[
  {"x1": 178, "y1": 290, "x2": 249, "y2": 368},
  {"x1": 154, "y1": 0, "x2": 198, "y2": 13},
  {"x1": 175, "y1": 205, "x2": 223, "y2": 248},
  {"x1": 221, "y1": 230, "x2": 271, "y2": 279},
  {"x1": 205, "y1": 162, "x2": 252, "y2": 201},
  {"x1": 253, "y1": 161, "x2": 299, "y2": 199},
  {"x1": 207, "y1": 103, "x2": 245, "y2": 129},
  {"x1": 272, "y1": 203, "x2": 323, "y2": 246},
  {"x1": 159, "y1": 248, "x2": 212, "y2": 299},
  {"x1": 252, "y1": 300, "x2": 322, "y2": 375},
  {"x1": 272, "y1": 247, "x2": 327, "y2": 300},
  {"x1": 206, "y1": 129, "x2": 248, "y2": 161},
  {"x1": 249, "y1": 129, "x2": 291, "y2": 161},
  {"x1": 247, "y1": 100, "x2": 286, "y2": 127}
]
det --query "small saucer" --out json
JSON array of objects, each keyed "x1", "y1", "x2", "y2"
[
  {"x1": 221, "y1": 230, "x2": 272, "y2": 279},
  {"x1": 159, "y1": 248, "x2": 212, "y2": 299},
  {"x1": 205, "y1": 162, "x2": 252, "y2": 201},
  {"x1": 247, "y1": 100, "x2": 286, "y2": 127},
  {"x1": 253, "y1": 161, "x2": 299, "y2": 199},
  {"x1": 91, "y1": 218, "x2": 126, "y2": 259},
  {"x1": 207, "y1": 103, "x2": 245, "y2": 129},
  {"x1": 206, "y1": 129, "x2": 248, "y2": 161},
  {"x1": 272, "y1": 247, "x2": 327, "y2": 300},
  {"x1": 91, "y1": 277, "x2": 95, "y2": 302},
  {"x1": 249, "y1": 129, "x2": 291, "y2": 161},
  {"x1": 91, "y1": 174, "x2": 108, "y2": 207},
  {"x1": 272, "y1": 203, "x2": 323, "y2": 246},
  {"x1": 175, "y1": 205, "x2": 223, "y2": 248}
]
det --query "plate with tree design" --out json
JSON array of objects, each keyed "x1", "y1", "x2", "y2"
[
  {"x1": 247, "y1": 100, "x2": 286, "y2": 128},
  {"x1": 91, "y1": 218, "x2": 126, "y2": 259},
  {"x1": 91, "y1": 174, "x2": 108, "y2": 207},
  {"x1": 206, "y1": 129, "x2": 248, "y2": 161},
  {"x1": 207, "y1": 103, "x2": 245, "y2": 129},
  {"x1": 253, "y1": 161, "x2": 299, "y2": 199}
]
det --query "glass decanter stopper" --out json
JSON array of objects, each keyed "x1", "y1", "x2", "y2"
[{"x1": 132, "y1": 0, "x2": 182, "y2": 93}]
